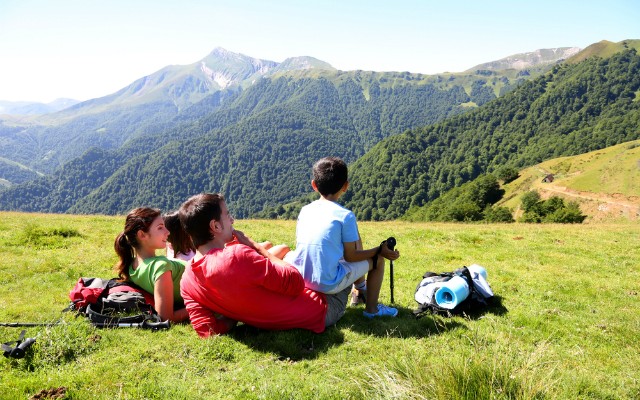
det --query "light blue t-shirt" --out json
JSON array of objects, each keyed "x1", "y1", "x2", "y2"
[{"x1": 287, "y1": 199, "x2": 360, "y2": 293}]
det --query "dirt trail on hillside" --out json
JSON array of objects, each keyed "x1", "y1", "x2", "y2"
[{"x1": 538, "y1": 184, "x2": 640, "y2": 221}]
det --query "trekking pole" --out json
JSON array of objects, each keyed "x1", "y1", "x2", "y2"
[
  {"x1": 0, "y1": 322, "x2": 60, "y2": 327},
  {"x1": 386, "y1": 237, "x2": 397, "y2": 304},
  {"x1": 92, "y1": 320, "x2": 171, "y2": 331}
]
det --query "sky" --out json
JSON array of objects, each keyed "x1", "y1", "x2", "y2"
[{"x1": 1, "y1": 0, "x2": 639, "y2": 103}]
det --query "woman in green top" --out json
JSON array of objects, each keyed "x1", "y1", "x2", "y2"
[{"x1": 114, "y1": 207, "x2": 189, "y2": 322}]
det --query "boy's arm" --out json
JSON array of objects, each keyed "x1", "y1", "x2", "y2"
[{"x1": 343, "y1": 232, "x2": 399, "y2": 263}]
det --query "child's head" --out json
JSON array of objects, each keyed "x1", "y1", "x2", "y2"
[
  {"x1": 312, "y1": 157, "x2": 348, "y2": 196},
  {"x1": 179, "y1": 193, "x2": 226, "y2": 248},
  {"x1": 114, "y1": 207, "x2": 162, "y2": 280},
  {"x1": 163, "y1": 211, "x2": 195, "y2": 257}
]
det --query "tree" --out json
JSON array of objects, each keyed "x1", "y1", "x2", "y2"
[{"x1": 496, "y1": 166, "x2": 519, "y2": 183}]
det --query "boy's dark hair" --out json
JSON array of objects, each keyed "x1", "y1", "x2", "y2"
[
  {"x1": 312, "y1": 157, "x2": 348, "y2": 196},
  {"x1": 179, "y1": 193, "x2": 225, "y2": 248},
  {"x1": 163, "y1": 211, "x2": 195, "y2": 257}
]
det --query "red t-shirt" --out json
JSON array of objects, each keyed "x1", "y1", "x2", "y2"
[{"x1": 180, "y1": 244, "x2": 328, "y2": 337}]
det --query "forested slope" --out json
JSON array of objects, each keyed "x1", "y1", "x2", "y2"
[
  {"x1": 0, "y1": 74, "x2": 472, "y2": 215},
  {"x1": 343, "y1": 49, "x2": 640, "y2": 220}
]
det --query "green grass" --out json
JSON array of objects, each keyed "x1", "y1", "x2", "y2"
[{"x1": 1, "y1": 212, "x2": 639, "y2": 399}]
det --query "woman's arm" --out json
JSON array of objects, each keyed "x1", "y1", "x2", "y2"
[{"x1": 154, "y1": 272, "x2": 189, "y2": 322}]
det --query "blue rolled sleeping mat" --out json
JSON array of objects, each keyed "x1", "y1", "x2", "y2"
[{"x1": 434, "y1": 264, "x2": 487, "y2": 309}]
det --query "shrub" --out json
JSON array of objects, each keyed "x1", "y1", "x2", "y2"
[
  {"x1": 521, "y1": 191, "x2": 541, "y2": 212},
  {"x1": 484, "y1": 206, "x2": 515, "y2": 223},
  {"x1": 519, "y1": 193, "x2": 586, "y2": 224}
]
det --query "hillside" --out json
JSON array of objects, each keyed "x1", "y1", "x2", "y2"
[
  {"x1": 566, "y1": 39, "x2": 640, "y2": 64},
  {"x1": 497, "y1": 139, "x2": 640, "y2": 222},
  {"x1": 0, "y1": 47, "x2": 559, "y2": 180},
  {"x1": 0, "y1": 74, "x2": 472, "y2": 215},
  {"x1": 0, "y1": 48, "x2": 333, "y2": 174},
  {"x1": 343, "y1": 47, "x2": 640, "y2": 220},
  {"x1": 1, "y1": 42, "x2": 639, "y2": 217}
]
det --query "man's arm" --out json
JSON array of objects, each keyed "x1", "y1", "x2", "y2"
[
  {"x1": 232, "y1": 229, "x2": 304, "y2": 296},
  {"x1": 231, "y1": 229, "x2": 292, "y2": 269}
]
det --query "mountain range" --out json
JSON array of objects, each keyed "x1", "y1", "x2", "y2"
[
  {"x1": 1, "y1": 40, "x2": 638, "y2": 219},
  {"x1": 0, "y1": 45, "x2": 570, "y2": 180},
  {"x1": 466, "y1": 47, "x2": 581, "y2": 72},
  {"x1": 0, "y1": 98, "x2": 80, "y2": 116}
]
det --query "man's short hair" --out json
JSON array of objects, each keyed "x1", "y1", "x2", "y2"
[
  {"x1": 312, "y1": 157, "x2": 348, "y2": 196},
  {"x1": 179, "y1": 193, "x2": 224, "y2": 248}
]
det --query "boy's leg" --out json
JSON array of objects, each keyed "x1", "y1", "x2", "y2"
[
  {"x1": 364, "y1": 257, "x2": 386, "y2": 314},
  {"x1": 349, "y1": 276, "x2": 367, "y2": 306}
]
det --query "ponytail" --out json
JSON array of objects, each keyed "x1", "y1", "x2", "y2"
[
  {"x1": 114, "y1": 207, "x2": 161, "y2": 281},
  {"x1": 114, "y1": 232, "x2": 135, "y2": 281}
]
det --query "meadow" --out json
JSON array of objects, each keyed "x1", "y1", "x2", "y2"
[{"x1": 0, "y1": 212, "x2": 638, "y2": 399}]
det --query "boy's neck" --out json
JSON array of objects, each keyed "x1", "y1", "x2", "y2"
[{"x1": 320, "y1": 193, "x2": 342, "y2": 202}]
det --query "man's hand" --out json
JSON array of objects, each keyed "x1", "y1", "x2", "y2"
[{"x1": 230, "y1": 229, "x2": 257, "y2": 250}]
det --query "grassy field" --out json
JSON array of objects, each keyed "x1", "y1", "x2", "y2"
[{"x1": 1, "y1": 212, "x2": 638, "y2": 399}]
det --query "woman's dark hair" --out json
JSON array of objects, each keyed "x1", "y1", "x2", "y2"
[
  {"x1": 179, "y1": 193, "x2": 224, "y2": 248},
  {"x1": 114, "y1": 207, "x2": 161, "y2": 281},
  {"x1": 312, "y1": 157, "x2": 348, "y2": 196},
  {"x1": 163, "y1": 211, "x2": 195, "y2": 257}
]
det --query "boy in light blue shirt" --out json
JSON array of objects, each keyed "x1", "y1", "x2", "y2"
[{"x1": 285, "y1": 157, "x2": 400, "y2": 318}]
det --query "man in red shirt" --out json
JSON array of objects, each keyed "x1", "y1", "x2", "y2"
[{"x1": 178, "y1": 193, "x2": 349, "y2": 338}]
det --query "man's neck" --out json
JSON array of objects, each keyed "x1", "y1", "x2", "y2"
[{"x1": 196, "y1": 238, "x2": 226, "y2": 256}]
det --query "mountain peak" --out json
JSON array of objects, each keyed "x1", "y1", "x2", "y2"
[
  {"x1": 466, "y1": 47, "x2": 582, "y2": 72},
  {"x1": 275, "y1": 56, "x2": 335, "y2": 72}
]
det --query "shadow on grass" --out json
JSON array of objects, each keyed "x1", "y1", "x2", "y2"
[
  {"x1": 410, "y1": 295, "x2": 508, "y2": 320},
  {"x1": 464, "y1": 295, "x2": 508, "y2": 319},
  {"x1": 342, "y1": 296, "x2": 508, "y2": 338},
  {"x1": 230, "y1": 323, "x2": 345, "y2": 361},
  {"x1": 229, "y1": 297, "x2": 508, "y2": 360},
  {"x1": 338, "y1": 305, "x2": 465, "y2": 338}
]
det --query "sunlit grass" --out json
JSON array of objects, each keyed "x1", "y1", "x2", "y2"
[{"x1": 1, "y1": 212, "x2": 638, "y2": 399}]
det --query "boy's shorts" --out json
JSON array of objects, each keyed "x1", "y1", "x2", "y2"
[
  {"x1": 324, "y1": 285, "x2": 351, "y2": 327},
  {"x1": 323, "y1": 259, "x2": 370, "y2": 294}
]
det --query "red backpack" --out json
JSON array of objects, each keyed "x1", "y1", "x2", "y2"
[{"x1": 67, "y1": 277, "x2": 167, "y2": 329}]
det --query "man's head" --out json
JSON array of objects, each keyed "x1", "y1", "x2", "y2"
[
  {"x1": 312, "y1": 157, "x2": 348, "y2": 196},
  {"x1": 179, "y1": 193, "x2": 234, "y2": 248}
]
